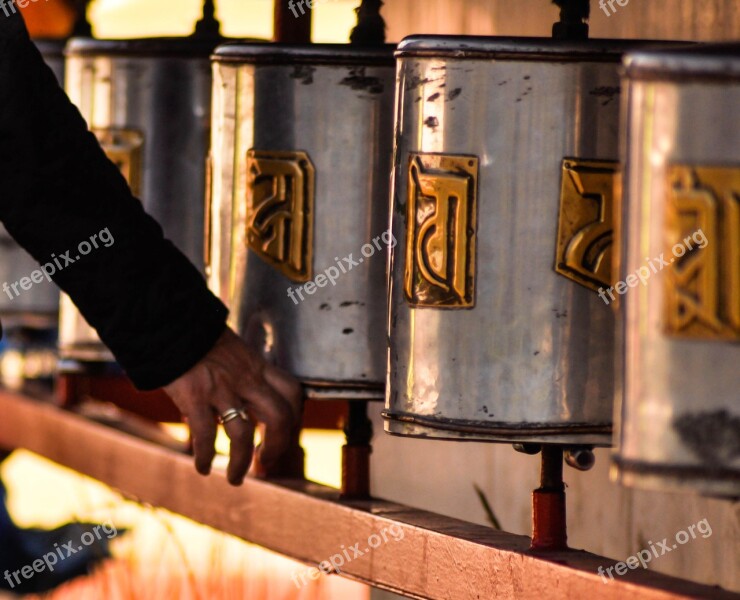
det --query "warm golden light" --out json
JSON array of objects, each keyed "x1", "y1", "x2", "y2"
[
  {"x1": 88, "y1": 0, "x2": 361, "y2": 42},
  {"x1": 2, "y1": 449, "x2": 365, "y2": 599}
]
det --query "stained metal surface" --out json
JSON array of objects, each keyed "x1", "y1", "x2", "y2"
[
  {"x1": 58, "y1": 38, "x2": 216, "y2": 363},
  {"x1": 384, "y1": 36, "x2": 653, "y2": 445},
  {"x1": 208, "y1": 44, "x2": 396, "y2": 399},
  {"x1": 614, "y1": 45, "x2": 740, "y2": 498},
  {"x1": 0, "y1": 41, "x2": 66, "y2": 321}
]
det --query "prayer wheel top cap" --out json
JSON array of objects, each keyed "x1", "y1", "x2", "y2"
[
  {"x1": 65, "y1": 36, "x2": 247, "y2": 58},
  {"x1": 396, "y1": 34, "x2": 685, "y2": 63},
  {"x1": 624, "y1": 42, "x2": 740, "y2": 82},
  {"x1": 212, "y1": 42, "x2": 396, "y2": 66}
]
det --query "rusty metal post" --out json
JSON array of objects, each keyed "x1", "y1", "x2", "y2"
[
  {"x1": 193, "y1": 0, "x2": 222, "y2": 38},
  {"x1": 341, "y1": 401, "x2": 372, "y2": 499},
  {"x1": 337, "y1": 0, "x2": 387, "y2": 499},
  {"x1": 253, "y1": 425, "x2": 306, "y2": 479},
  {"x1": 552, "y1": 0, "x2": 589, "y2": 40},
  {"x1": 253, "y1": 393, "x2": 306, "y2": 479},
  {"x1": 70, "y1": 0, "x2": 93, "y2": 37},
  {"x1": 350, "y1": 0, "x2": 385, "y2": 45},
  {"x1": 531, "y1": 445, "x2": 568, "y2": 551},
  {"x1": 273, "y1": 0, "x2": 312, "y2": 43}
]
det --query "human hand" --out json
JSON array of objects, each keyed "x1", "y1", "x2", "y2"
[{"x1": 163, "y1": 327, "x2": 302, "y2": 485}]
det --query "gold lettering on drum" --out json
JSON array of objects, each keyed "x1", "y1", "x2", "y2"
[
  {"x1": 664, "y1": 166, "x2": 740, "y2": 340},
  {"x1": 555, "y1": 159, "x2": 619, "y2": 292},
  {"x1": 93, "y1": 128, "x2": 144, "y2": 198},
  {"x1": 404, "y1": 153, "x2": 478, "y2": 308},
  {"x1": 245, "y1": 150, "x2": 315, "y2": 282}
]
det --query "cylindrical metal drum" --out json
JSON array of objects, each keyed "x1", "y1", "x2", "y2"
[
  {"x1": 209, "y1": 44, "x2": 395, "y2": 400},
  {"x1": 384, "y1": 36, "x2": 662, "y2": 445},
  {"x1": 0, "y1": 40, "x2": 66, "y2": 324},
  {"x1": 614, "y1": 44, "x2": 740, "y2": 498},
  {"x1": 59, "y1": 38, "x2": 217, "y2": 364}
]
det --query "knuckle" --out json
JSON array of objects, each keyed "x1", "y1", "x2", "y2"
[{"x1": 210, "y1": 368, "x2": 232, "y2": 392}]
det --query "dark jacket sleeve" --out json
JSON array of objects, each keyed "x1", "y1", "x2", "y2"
[{"x1": 0, "y1": 13, "x2": 228, "y2": 390}]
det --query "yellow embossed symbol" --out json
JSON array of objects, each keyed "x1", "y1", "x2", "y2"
[
  {"x1": 94, "y1": 128, "x2": 144, "y2": 197},
  {"x1": 245, "y1": 150, "x2": 315, "y2": 282},
  {"x1": 404, "y1": 153, "x2": 478, "y2": 308},
  {"x1": 664, "y1": 165, "x2": 740, "y2": 340},
  {"x1": 555, "y1": 158, "x2": 619, "y2": 292}
]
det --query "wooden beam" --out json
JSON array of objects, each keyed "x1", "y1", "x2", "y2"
[{"x1": 0, "y1": 390, "x2": 736, "y2": 600}]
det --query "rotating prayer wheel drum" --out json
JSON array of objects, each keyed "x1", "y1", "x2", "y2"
[
  {"x1": 613, "y1": 44, "x2": 740, "y2": 498},
  {"x1": 59, "y1": 38, "x2": 216, "y2": 364},
  {"x1": 384, "y1": 36, "x2": 664, "y2": 445},
  {"x1": 208, "y1": 43, "x2": 396, "y2": 400}
]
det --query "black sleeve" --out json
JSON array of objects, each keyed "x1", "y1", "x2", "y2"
[{"x1": 0, "y1": 13, "x2": 228, "y2": 390}]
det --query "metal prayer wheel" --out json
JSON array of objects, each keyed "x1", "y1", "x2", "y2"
[
  {"x1": 58, "y1": 38, "x2": 217, "y2": 365},
  {"x1": 208, "y1": 43, "x2": 395, "y2": 400},
  {"x1": 613, "y1": 44, "x2": 740, "y2": 498},
  {"x1": 384, "y1": 36, "x2": 660, "y2": 446}
]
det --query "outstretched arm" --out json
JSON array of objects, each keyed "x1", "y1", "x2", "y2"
[{"x1": 0, "y1": 12, "x2": 301, "y2": 484}]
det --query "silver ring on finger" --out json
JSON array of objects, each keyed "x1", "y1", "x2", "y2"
[{"x1": 218, "y1": 407, "x2": 250, "y2": 425}]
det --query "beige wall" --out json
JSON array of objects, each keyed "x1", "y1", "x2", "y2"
[
  {"x1": 382, "y1": 0, "x2": 740, "y2": 41},
  {"x1": 371, "y1": 2, "x2": 739, "y2": 598}
]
